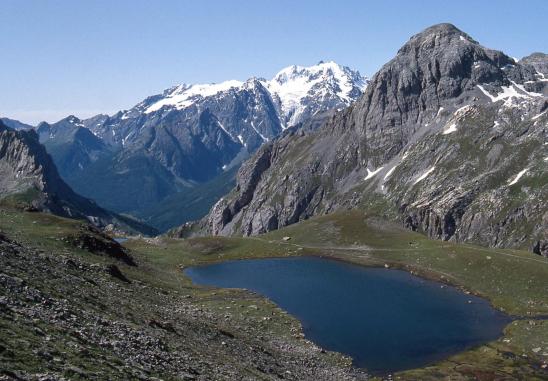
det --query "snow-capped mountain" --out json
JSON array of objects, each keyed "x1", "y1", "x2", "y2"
[
  {"x1": 87, "y1": 61, "x2": 367, "y2": 151},
  {"x1": 143, "y1": 80, "x2": 245, "y2": 114},
  {"x1": 31, "y1": 61, "x2": 367, "y2": 227},
  {"x1": 263, "y1": 61, "x2": 367, "y2": 127},
  {"x1": 140, "y1": 61, "x2": 366, "y2": 127}
]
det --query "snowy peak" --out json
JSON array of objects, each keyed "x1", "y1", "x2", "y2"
[
  {"x1": 77, "y1": 60, "x2": 367, "y2": 185},
  {"x1": 264, "y1": 61, "x2": 368, "y2": 126},
  {"x1": 140, "y1": 61, "x2": 367, "y2": 128},
  {"x1": 270, "y1": 61, "x2": 366, "y2": 91},
  {"x1": 144, "y1": 80, "x2": 244, "y2": 114}
]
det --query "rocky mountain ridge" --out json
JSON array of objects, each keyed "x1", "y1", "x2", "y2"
[{"x1": 184, "y1": 24, "x2": 548, "y2": 255}]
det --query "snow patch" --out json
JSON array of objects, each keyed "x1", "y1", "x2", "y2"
[
  {"x1": 534, "y1": 71, "x2": 548, "y2": 82},
  {"x1": 507, "y1": 168, "x2": 529, "y2": 186},
  {"x1": 144, "y1": 80, "x2": 243, "y2": 113},
  {"x1": 217, "y1": 120, "x2": 237, "y2": 142},
  {"x1": 532, "y1": 110, "x2": 547, "y2": 120},
  {"x1": 384, "y1": 166, "x2": 397, "y2": 180},
  {"x1": 459, "y1": 36, "x2": 467, "y2": 41},
  {"x1": 442, "y1": 123, "x2": 457, "y2": 135},
  {"x1": 477, "y1": 82, "x2": 544, "y2": 105},
  {"x1": 414, "y1": 166, "x2": 436, "y2": 185},
  {"x1": 510, "y1": 81, "x2": 543, "y2": 98},
  {"x1": 477, "y1": 84, "x2": 528, "y2": 102},
  {"x1": 121, "y1": 133, "x2": 132, "y2": 146},
  {"x1": 454, "y1": 105, "x2": 471, "y2": 115},
  {"x1": 250, "y1": 121, "x2": 268, "y2": 142},
  {"x1": 364, "y1": 166, "x2": 384, "y2": 180}
]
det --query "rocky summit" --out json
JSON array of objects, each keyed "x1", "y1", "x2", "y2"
[{"x1": 184, "y1": 23, "x2": 547, "y2": 255}]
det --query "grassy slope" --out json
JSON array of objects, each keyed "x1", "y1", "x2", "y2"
[
  {"x1": 1, "y1": 206, "x2": 547, "y2": 379},
  {"x1": 0, "y1": 188, "x2": 158, "y2": 236}
]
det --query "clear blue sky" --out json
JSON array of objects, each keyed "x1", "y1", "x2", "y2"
[{"x1": 2, "y1": 0, "x2": 547, "y2": 124}]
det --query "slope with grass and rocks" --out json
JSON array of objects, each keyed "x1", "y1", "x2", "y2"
[{"x1": 0, "y1": 207, "x2": 369, "y2": 380}]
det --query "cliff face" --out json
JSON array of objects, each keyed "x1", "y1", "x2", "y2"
[
  {"x1": 0, "y1": 122, "x2": 156, "y2": 235},
  {"x1": 181, "y1": 24, "x2": 547, "y2": 255},
  {"x1": 0, "y1": 123, "x2": 68, "y2": 197}
]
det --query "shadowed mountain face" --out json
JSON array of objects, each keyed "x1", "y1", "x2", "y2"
[
  {"x1": 186, "y1": 24, "x2": 547, "y2": 255},
  {"x1": 0, "y1": 121, "x2": 156, "y2": 235}
]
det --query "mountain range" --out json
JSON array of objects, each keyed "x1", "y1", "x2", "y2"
[
  {"x1": 2, "y1": 24, "x2": 546, "y2": 255},
  {"x1": 178, "y1": 24, "x2": 548, "y2": 256},
  {"x1": 12, "y1": 62, "x2": 367, "y2": 231}
]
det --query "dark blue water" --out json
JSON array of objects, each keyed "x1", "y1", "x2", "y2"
[{"x1": 184, "y1": 256, "x2": 510, "y2": 374}]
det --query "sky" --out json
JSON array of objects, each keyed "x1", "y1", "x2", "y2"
[{"x1": 1, "y1": 0, "x2": 547, "y2": 125}]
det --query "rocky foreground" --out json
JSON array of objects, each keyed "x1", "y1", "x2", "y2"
[{"x1": 0, "y1": 229, "x2": 367, "y2": 380}]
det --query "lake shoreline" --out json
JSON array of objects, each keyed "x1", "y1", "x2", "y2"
[
  {"x1": 184, "y1": 255, "x2": 512, "y2": 375},
  {"x1": 178, "y1": 247, "x2": 534, "y2": 320}
]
